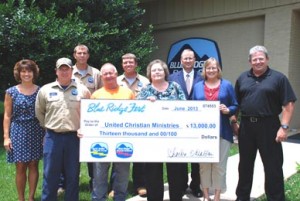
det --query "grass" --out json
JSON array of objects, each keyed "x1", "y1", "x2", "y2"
[
  {"x1": 2, "y1": 143, "x2": 298, "y2": 200},
  {"x1": 229, "y1": 142, "x2": 239, "y2": 156},
  {"x1": 0, "y1": 143, "x2": 238, "y2": 201},
  {"x1": 0, "y1": 147, "x2": 137, "y2": 201},
  {"x1": 256, "y1": 172, "x2": 300, "y2": 201},
  {"x1": 231, "y1": 143, "x2": 300, "y2": 201}
]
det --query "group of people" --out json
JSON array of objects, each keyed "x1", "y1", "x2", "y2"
[{"x1": 2, "y1": 44, "x2": 296, "y2": 201}]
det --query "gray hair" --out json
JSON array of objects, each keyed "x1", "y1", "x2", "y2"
[
  {"x1": 248, "y1": 45, "x2": 268, "y2": 61},
  {"x1": 100, "y1": 63, "x2": 118, "y2": 75}
]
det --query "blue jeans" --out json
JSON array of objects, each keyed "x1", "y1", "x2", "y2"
[
  {"x1": 41, "y1": 130, "x2": 80, "y2": 201},
  {"x1": 92, "y1": 162, "x2": 130, "y2": 201}
]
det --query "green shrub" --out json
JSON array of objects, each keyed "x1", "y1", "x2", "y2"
[
  {"x1": 0, "y1": 0, "x2": 155, "y2": 93},
  {"x1": 0, "y1": 101, "x2": 3, "y2": 114},
  {"x1": 0, "y1": 0, "x2": 93, "y2": 89},
  {"x1": 297, "y1": 162, "x2": 300, "y2": 173},
  {"x1": 0, "y1": 101, "x2": 3, "y2": 142}
]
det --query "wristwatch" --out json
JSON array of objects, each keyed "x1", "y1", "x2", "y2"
[{"x1": 281, "y1": 125, "x2": 289, "y2": 130}]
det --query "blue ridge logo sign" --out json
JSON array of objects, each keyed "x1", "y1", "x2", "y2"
[
  {"x1": 115, "y1": 142, "x2": 133, "y2": 158},
  {"x1": 167, "y1": 37, "x2": 222, "y2": 74},
  {"x1": 90, "y1": 142, "x2": 108, "y2": 158}
]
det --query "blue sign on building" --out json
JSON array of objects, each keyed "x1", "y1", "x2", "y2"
[{"x1": 167, "y1": 37, "x2": 222, "y2": 74}]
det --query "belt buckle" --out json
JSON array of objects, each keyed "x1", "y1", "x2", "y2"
[{"x1": 250, "y1": 117, "x2": 258, "y2": 123}]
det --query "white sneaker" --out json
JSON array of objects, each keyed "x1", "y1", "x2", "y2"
[{"x1": 57, "y1": 187, "x2": 65, "y2": 196}]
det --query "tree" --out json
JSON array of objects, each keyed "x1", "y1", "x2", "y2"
[{"x1": 0, "y1": 0, "x2": 155, "y2": 98}]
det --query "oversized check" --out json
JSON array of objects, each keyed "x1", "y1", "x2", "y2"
[{"x1": 80, "y1": 99, "x2": 220, "y2": 162}]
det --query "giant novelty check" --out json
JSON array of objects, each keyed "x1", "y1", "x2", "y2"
[{"x1": 80, "y1": 99, "x2": 220, "y2": 163}]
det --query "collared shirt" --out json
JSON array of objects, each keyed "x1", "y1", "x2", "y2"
[
  {"x1": 183, "y1": 69, "x2": 194, "y2": 85},
  {"x1": 35, "y1": 80, "x2": 91, "y2": 132},
  {"x1": 72, "y1": 64, "x2": 102, "y2": 94},
  {"x1": 117, "y1": 73, "x2": 149, "y2": 97},
  {"x1": 235, "y1": 67, "x2": 297, "y2": 116}
]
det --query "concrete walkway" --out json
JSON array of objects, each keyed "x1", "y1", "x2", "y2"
[{"x1": 127, "y1": 134, "x2": 300, "y2": 201}]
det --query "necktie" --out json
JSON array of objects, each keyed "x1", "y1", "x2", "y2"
[{"x1": 186, "y1": 74, "x2": 191, "y2": 95}]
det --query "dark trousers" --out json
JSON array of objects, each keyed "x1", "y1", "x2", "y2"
[
  {"x1": 59, "y1": 163, "x2": 93, "y2": 190},
  {"x1": 87, "y1": 162, "x2": 93, "y2": 189},
  {"x1": 42, "y1": 130, "x2": 80, "y2": 201},
  {"x1": 190, "y1": 163, "x2": 200, "y2": 190},
  {"x1": 132, "y1": 162, "x2": 147, "y2": 191},
  {"x1": 146, "y1": 163, "x2": 185, "y2": 201},
  {"x1": 181, "y1": 163, "x2": 200, "y2": 191},
  {"x1": 236, "y1": 117, "x2": 285, "y2": 201}
]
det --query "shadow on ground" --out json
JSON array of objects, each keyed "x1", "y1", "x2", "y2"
[{"x1": 287, "y1": 133, "x2": 300, "y2": 144}]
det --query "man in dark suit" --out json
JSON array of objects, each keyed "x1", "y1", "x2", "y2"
[{"x1": 168, "y1": 48, "x2": 203, "y2": 198}]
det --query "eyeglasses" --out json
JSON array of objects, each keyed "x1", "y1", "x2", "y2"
[{"x1": 205, "y1": 67, "x2": 218, "y2": 71}]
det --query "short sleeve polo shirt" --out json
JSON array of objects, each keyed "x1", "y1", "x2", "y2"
[{"x1": 235, "y1": 67, "x2": 296, "y2": 117}]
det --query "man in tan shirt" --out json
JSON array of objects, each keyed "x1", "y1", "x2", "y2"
[
  {"x1": 117, "y1": 53, "x2": 149, "y2": 96},
  {"x1": 35, "y1": 58, "x2": 90, "y2": 201},
  {"x1": 116, "y1": 53, "x2": 149, "y2": 197},
  {"x1": 72, "y1": 44, "x2": 102, "y2": 94},
  {"x1": 72, "y1": 44, "x2": 101, "y2": 191}
]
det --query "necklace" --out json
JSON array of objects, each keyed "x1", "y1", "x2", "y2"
[
  {"x1": 204, "y1": 83, "x2": 220, "y2": 100},
  {"x1": 208, "y1": 87, "x2": 219, "y2": 96}
]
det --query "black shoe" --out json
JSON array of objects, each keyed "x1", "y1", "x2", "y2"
[{"x1": 191, "y1": 188, "x2": 203, "y2": 198}]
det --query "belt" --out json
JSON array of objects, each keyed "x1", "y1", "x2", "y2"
[
  {"x1": 241, "y1": 116, "x2": 277, "y2": 123},
  {"x1": 47, "y1": 129, "x2": 77, "y2": 134}
]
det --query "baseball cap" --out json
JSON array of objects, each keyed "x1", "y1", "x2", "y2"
[{"x1": 56, "y1": 58, "x2": 73, "y2": 69}]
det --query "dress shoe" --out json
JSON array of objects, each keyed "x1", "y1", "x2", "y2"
[{"x1": 191, "y1": 188, "x2": 203, "y2": 198}]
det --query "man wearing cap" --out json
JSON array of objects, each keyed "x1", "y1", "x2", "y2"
[{"x1": 35, "y1": 58, "x2": 91, "y2": 201}]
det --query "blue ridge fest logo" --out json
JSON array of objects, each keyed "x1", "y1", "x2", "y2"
[
  {"x1": 90, "y1": 142, "x2": 108, "y2": 158},
  {"x1": 167, "y1": 37, "x2": 222, "y2": 74},
  {"x1": 115, "y1": 142, "x2": 133, "y2": 158},
  {"x1": 88, "y1": 76, "x2": 94, "y2": 83}
]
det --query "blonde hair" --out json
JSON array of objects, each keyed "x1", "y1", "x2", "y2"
[{"x1": 201, "y1": 57, "x2": 222, "y2": 80}]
